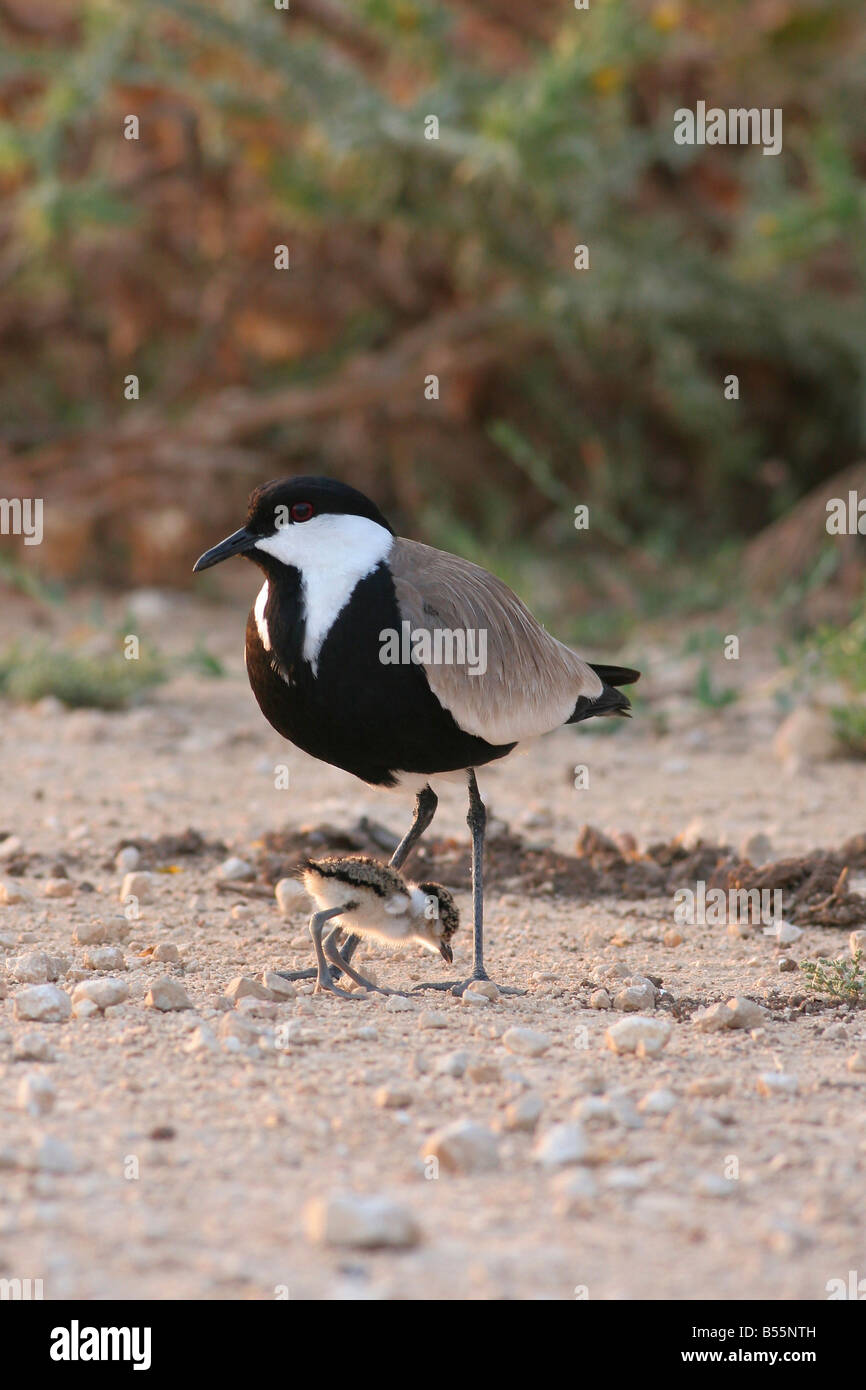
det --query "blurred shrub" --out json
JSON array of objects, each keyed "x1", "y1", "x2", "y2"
[{"x1": 0, "y1": 0, "x2": 864, "y2": 559}]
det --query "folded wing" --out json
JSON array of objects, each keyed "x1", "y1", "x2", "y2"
[{"x1": 389, "y1": 537, "x2": 604, "y2": 745}]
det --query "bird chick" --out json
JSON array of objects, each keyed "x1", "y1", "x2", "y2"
[{"x1": 299, "y1": 855, "x2": 458, "y2": 997}]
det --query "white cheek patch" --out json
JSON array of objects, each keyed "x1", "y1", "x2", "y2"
[{"x1": 254, "y1": 513, "x2": 393, "y2": 672}]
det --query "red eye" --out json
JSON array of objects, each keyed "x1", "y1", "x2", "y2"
[{"x1": 290, "y1": 502, "x2": 314, "y2": 523}]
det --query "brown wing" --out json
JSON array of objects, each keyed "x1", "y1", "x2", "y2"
[{"x1": 389, "y1": 538, "x2": 603, "y2": 744}]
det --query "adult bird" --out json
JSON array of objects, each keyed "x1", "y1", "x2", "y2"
[{"x1": 193, "y1": 476, "x2": 639, "y2": 995}]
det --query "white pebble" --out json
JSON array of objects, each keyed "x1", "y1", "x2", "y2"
[
  {"x1": 533, "y1": 1122, "x2": 588, "y2": 1169},
  {"x1": 503, "y1": 1091, "x2": 543, "y2": 1132},
  {"x1": 422, "y1": 1120, "x2": 499, "y2": 1174},
  {"x1": 13, "y1": 984, "x2": 71, "y2": 1023},
  {"x1": 72, "y1": 978, "x2": 129, "y2": 1013},
  {"x1": 304, "y1": 1193, "x2": 420, "y2": 1249},
  {"x1": 435, "y1": 1049, "x2": 469, "y2": 1078},
  {"x1": 757, "y1": 1072, "x2": 799, "y2": 1096},
  {"x1": 0, "y1": 878, "x2": 31, "y2": 905},
  {"x1": 275, "y1": 877, "x2": 305, "y2": 915},
  {"x1": 145, "y1": 977, "x2": 193, "y2": 1012},
  {"x1": 502, "y1": 1026, "x2": 551, "y2": 1058},
  {"x1": 605, "y1": 1016, "x2": 671, "y2": 1056},
  {"x1": 119, "y1": 871, "x2": 155, "y2": 904},
  {"x1": 217, "y1": 857, "x2": 253, "y2": 882}
]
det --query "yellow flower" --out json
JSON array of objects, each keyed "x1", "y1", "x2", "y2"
[
  {"x1": 592, "y1": 66, "x2": 623, "y2": 95},
  {"x1": 651, "y1": 3, "x2": 681, "y2": 30}
]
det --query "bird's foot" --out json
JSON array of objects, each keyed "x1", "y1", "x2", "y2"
[
  {"x1": 312, "y1": 969, "x2": 368, "y2": 999},
  {"x1": 275, "y1": 966, "x2": 317, "y2": 983},
  {"x1": 412, "y1": 972, "x2": 525, "y2": 998}
]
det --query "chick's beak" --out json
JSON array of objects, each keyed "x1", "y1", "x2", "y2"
[
  {"x1": 193, "y1": 526, "x2": 256, "y2": 572},
  {"x1": 439, "y1": 940, "x2": 453, "y2": 964}
]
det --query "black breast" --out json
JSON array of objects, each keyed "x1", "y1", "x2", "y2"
[{"x1": 244, "y1": 563, "x2": 514, "y2": 786}]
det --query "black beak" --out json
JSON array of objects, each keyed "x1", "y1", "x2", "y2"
[
  {"x1": 193, "y1": 527, "x2": 256, "y2": 572},
  {"x1": 439, "y1": 940, "x2": 453, "y2": 964}
]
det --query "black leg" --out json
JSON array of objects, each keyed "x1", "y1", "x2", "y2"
[
  {"x1": 389, "y1": 784, "x2": 439, "y2": 870},
  {"x1": 412, "y1": 770, "x2": 523, "y2": 996},
  {"x1": 275, "y1": 786, "x2": 438, "y2": 984},
  {"x1": 466, "y1": 769, "x2": 487, "y2": 980}
]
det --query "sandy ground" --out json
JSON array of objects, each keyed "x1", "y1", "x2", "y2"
[{"x1": 1, "y1": 586, "x2": 865, "y2": 1301}]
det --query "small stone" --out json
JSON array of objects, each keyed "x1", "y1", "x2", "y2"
[
  {"x1": 217, "y1": 857, "x2": 254, "y2": 882},
  {"x1": 846, "y1": 1050, "x2": 866, "y2": 1074},
  {"x1": 10, "y1": 951, "x2": 51, "y2": 984},
  {"x1": 822, "y1": 1023, "x2": 847, "y2": 1041},
  {"x1": 725, "y1": 996, "x2": 769, "y2": 1029},
  {"x1": 466, "y1": 1060, "x2": 501, "y2": 1084},
  {"x1": 638, "y1": 1087, "x2": 677, "y2": 1116},
  {"x1": 605, "y1": 1016, "x2": 671, "y2": 1056},
  {"x1": 849, "y1": 930, "x2": 866, "y2": 957},
  {"x1": 663, "y1": 929, "x2": 684, "y2": 947},
  {"x1": 73, "y1": 998, "x2": 100, "y2": 1020},
  {"x1": 435, "y1": 1049, "x2": 469, "y2": 1078},
  {"x1": 773, "y1": 706, "x2": 838, "y2": 765},
  {"x1": 740, "y1": 832, "x2": 773, "y2": 865},
  {"x1": 119, "y1": 871, "x2": 155, "y2": 904},
  {"x1": 462, "y1": 989, "x2": 489, "y2": 1008},
  {"x1": 589, "y1": 988, "x2": 612, "y2": 1010},
  {"x1": 18, "y1": 1072, "x2": 55, "y2": 1116},
  {"x1": 502, "y1": 1027, "x2": 551, "y2": 1058},
  {"x1": 145, "y1": 977, "x2": 193, "y2": 1012},
  {"x1": 695, "y1": 996, "x2": 768, "y2": 1032},
  {"x1": 304, "y1": 1193, "x2": 420, "y2": 1249},
  {"x1": 423, "y1": 1120, "x2": 499, "y2": 1174},
  {"x1": 385, "y1": 995, "x2": 415, "y2": 1013},
  {"x1": 13, "y1": 984, "x2": 71, "y2": 1023},
  {"x1": 465, "y1": 979, "x2": 499, "y2": 1001},
  {"x1": 74, "y1": 920, "x2": 126, "y2": 946},
  {"x1": 226, "y1": 976, "x2": 274, "y2": 1004},
  {"x1": 772, "y1": 920, "x2": 803, "y2": 945},
  {"x1": 115, "y1": 846, "x2": 141, "y2": 873},
  {"x1": 688, "y1": 1076, "x2": 731, "y2": 1098},
  {"x1": 43, "y1": 877, "x2": 74, "y2": 898},
  {"x1": 84, "y1": 946, "x2": 126, "y2": 972},
  {"x1": 34, "y1": 1136, "x2": 77, "y2": 1174},
  {"x1": 186, "y1": 1025, "x2": 219, "y2": 1053},
  {"x1": 13, "y1": 1032, "x2": 55, "y2": 1062},
  {"x1": 374, "y1": 1085, "x2": 412, "y2": 1109},
  {"x1": 503, "y1": 1092, "x2": 543, "y2": 1132},
  {"x1": 275, "y1": 877, "x2": 305, "y2": 914},
  {"x1": 151, "y1": 943, "x2": 181, "y2": 963},
  {"x1": 418, "y1": 1011, "x2": 449, "y2": 1030},
  {"x1": 0, "y1": 878, "x2": 31, "y2": 905},
  {"x1": 778, "y1": 956, "x2": 797, "y2": 973},
  {"x1": 533, "y1": 1122, "x2": 588, "y2": 1169},
  {"x1": 613, "y1": 978, "x2": 657, "y2": 1012},
  {"x1": 552, "y1": 1168, "x2": 597, "y2": 1213},
  {"x1": 757, "y1": 1071, "x2": 799, "y2": 1096},
  {"x1": 261, "y1": 970, "x2": 296, "y2": 999},
  {"x1": 72, "y1": 978, "x2": 129, "y2": 1013}
]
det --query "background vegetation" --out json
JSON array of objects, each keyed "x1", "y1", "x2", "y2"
[{"x1": 0, "y1": 0, "x2": 864, "y2": 619}]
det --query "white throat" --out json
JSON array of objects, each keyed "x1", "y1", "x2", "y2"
[{"x1": 254, "y1": 513, "x2": 393, "y2": 671}]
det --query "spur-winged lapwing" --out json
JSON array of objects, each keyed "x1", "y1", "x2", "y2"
[
  {"x1": 299, "y1": 855, "x2": 458, "y2": 997},
  {"x1": 194, "y1": 476, "x2": 639, "y2": 996}
]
